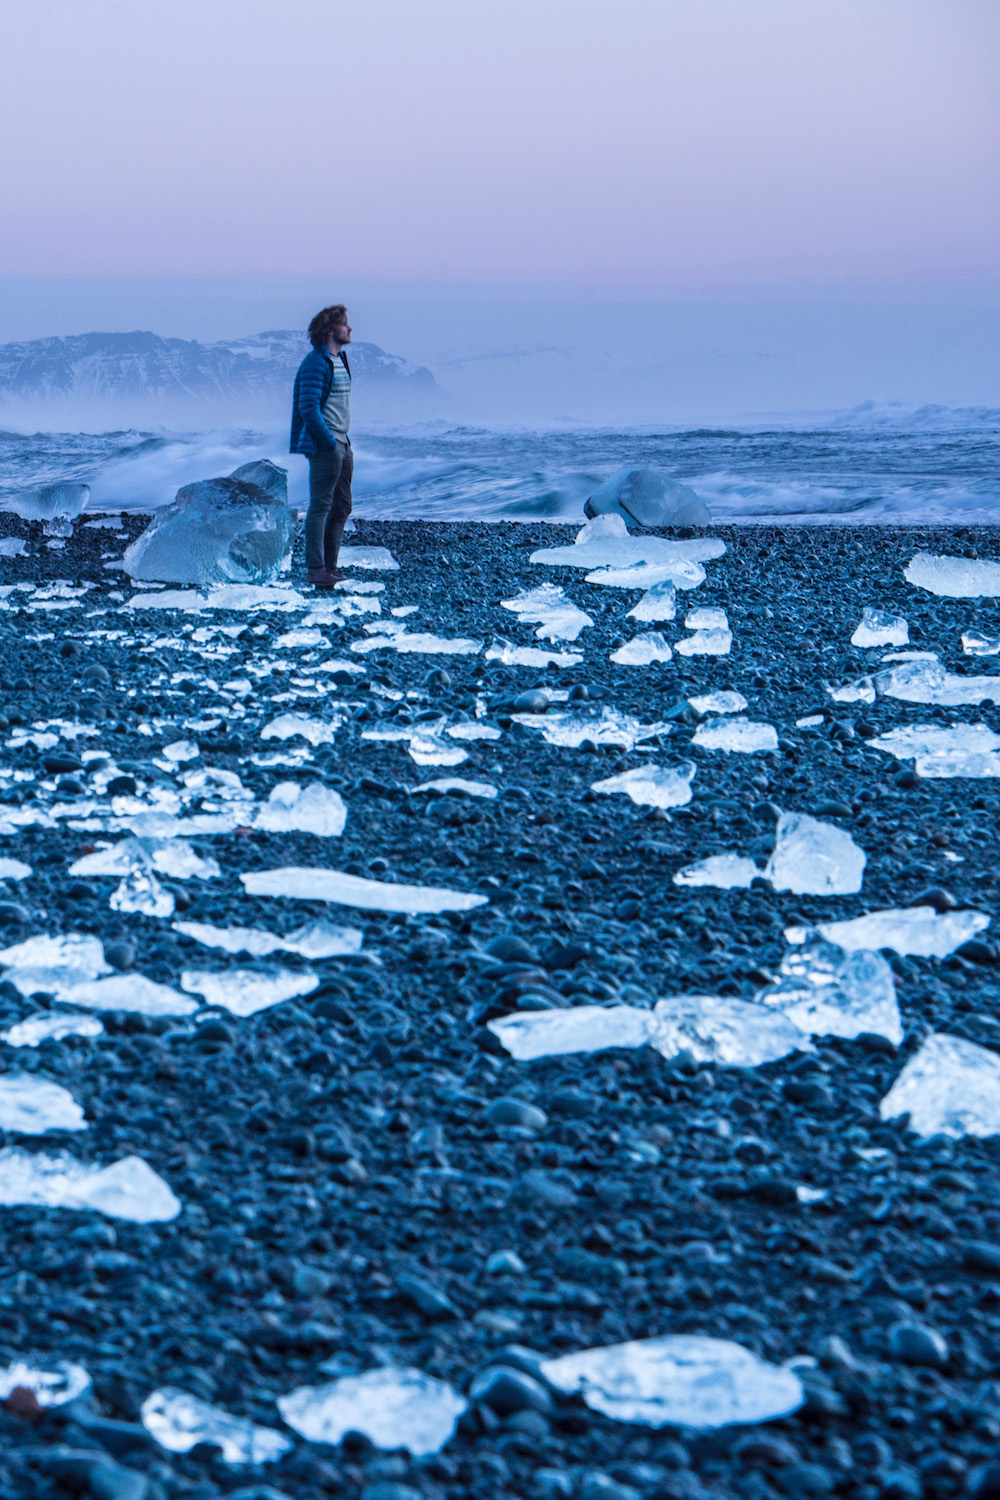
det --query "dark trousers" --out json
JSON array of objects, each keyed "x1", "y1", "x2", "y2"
[{"x1": 306, "y1": 443, "x2": 353, "y2": 569}]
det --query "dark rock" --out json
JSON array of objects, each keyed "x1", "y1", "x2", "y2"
[
  {"x1": 888, "y1": 1322, "x2": 949, "y2": 1368},
  {"x1": 469, "y1": 1364, "x2": 553, "y2": 1416},
  {"x1": 485, "y1": 1097, "x2": 548, "y2": 1131},
  {"x1": 913, "y1": 887, "x2": 957, "y2": 913},
  {"x1": 962, "y1": 1241, "x2": 1000, "y2": 1276},
  {"x1": 395, "y1": 1271, "x2": 460, "y2": 1320}
]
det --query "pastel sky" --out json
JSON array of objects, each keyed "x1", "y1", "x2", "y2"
[{"x1": 1, "y1": 0, "x2": 997, "y2": 287}]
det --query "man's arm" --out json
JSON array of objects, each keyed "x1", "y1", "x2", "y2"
[{"x1": 297, "y1": 358, "x2": 338, "y2": 450}]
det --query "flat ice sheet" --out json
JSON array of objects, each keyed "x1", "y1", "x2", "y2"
[
  {"x1": 141, "y1": 1387, "x2": 292, "y2": 1464},
  {"x1": 688, "y1": 690, "x2": 747, "y2": 715},
  {"x1": 692, "y1": 718, "x2": 778, "y2": 753},
  {"x1": 905, "y1": 552, "x2": 1000, "y2": 598},
  {"x1": 591, "y1": 762, "x2": 695, "y2": 808},
  {"x1": 0, "y1": 1149, "x2": 180, "y2": 1221},
  {"x1": 500, "y1": 584, "x2": 593, "y2": 642},
  {"x1": 174, "y1": 918, "x2": 362, "y2": 959},
  {"x1": 648, "y1": 995, "x2": 808, "y2": 1068},
  {"x1": 0, "y1": 1012, "x2": 104, "y2": 1048},
  {"x1": 181, "y1": 967, "x2": 319, "y2": 1017},
  {"x1": 410, "y1": 778, "x2": 498, "y2": 799},
  {"x1": 352, "y1": 621, "x2": 481, "y2": 656},
  {"x1": 278, "y1": 1367, "x2": 467, "y2": 1456},
  {"x1": 674, "y1": 853, "x2": 759, "y2": 890},
  {"x1": 489, "y1": 1006, "x2": 651, "y2": 1060},
  {"x1": 793, "y1": 905, "x2": 989, "y2": 958},
  {"x1": 0, "y1": 1077, "x2": 87, "y2": 1134},
  {"x1": 511, "y1": 707, "x2": 668, "y2": 751},
  {"x1": 242, "y1": 866, "x2": 489, "y2": 914},
  {"x1": 338, "y1": 546, "x2": 399, "y2": 571},
  {"x1": 485, "y1": 639, "x2": 584, "y2": 668}
]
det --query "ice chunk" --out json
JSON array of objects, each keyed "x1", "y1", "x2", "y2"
[
  {"x1": 0, "y1": 538, "x2": 27, "y2": 557},
  {"x1": 242, "y1": 866, "x2": 488, "y2": 914},
  {"x1": 759, "y1": 940, "x2": 901, "y2": 1044},
  {"x1": 446, "y1": 722, "x2": 501, "y2": 741},
  {"x1": 689, "y1": 690, "x2": 747, "y2": 715},
  {"x1": 161, "y1": 740, "x2": 200, "y2": 763},
  {"x1": 0, "y1": 858, "x2": 31, "y2": 880},
  {"x1": 70, "y1": 837, "x2": 219, "y2": 882},
  {"x1": 500, "y1": 584, "x2": 593, "y2": 642},
  {"x1": 60, "y1": 975, "x2": 197, "y2": 1017},
  {"x1": 628, "y1": 579, "x2": 677, "y2": 622},
  {"x1": 676, "y1": 627, "x2": 732, "y2": 657},
  {"x1": 485, "y1": 639, "x2": 583, "y2": 668},
  {"x1": 674, "y1": 853, "x2": 759, "y2": 890},
  {"x1": 141, "y1": 1387, "x2": 291, "y2": 1464},
  {"x1": 261, "y1": 713, "x2": 342, "y2": 746},
  {"x1": 1, "y1": 1012, "x2": 104, "y2": 1048},
  {"x1": 648, "y1": 995, "x2": 809, "y2": 1067},
  {"x1": 685, "y1": 606, "x2": 728, "y2": 630},
  {"x1": 869, "y1": 722, "x2": 1000, "y2": 759},
  {"x1": 0, "y1": 933, "x2": 110, "y2": 997},
  {"x1": 532, "y1": 531, "x2": 724, "y2": 582},
  {"x1": 123, "y1": 464, "x2": 292, "y2": 586},
  {"x1": 181, "y1": 967, "x2": 318, "y2": 1017},
  {"x1": 576, "y1": 513, "x2": 629, "y2": 543},
  {"x1": 905, "y1": 552, "x2": 1000, "y2": 598},
  {"x1": 276, "y1": 626, "x2": 325, "y2": 648},
  {"x1": 511, "y1": 707, "x2": 668, "y2": 750},
  {"x1": 796, "y1": 714, "x2": 824, "y2": 728},
  {"x1": 540, "y1": 1336, "x2": 803, "y2": 1428},
  {"x1": 881, "y1": 1032, "x2": 1000, "y2": 1138},
  {"x1": 279, "y1": 1366, "x2": 466, "y2": 1456},
  {"x1": 851, "y1": 608, "x2": 909, "y2": 648},
  {"x1": 174, "y1": 917, "x2": 362, "y2": 959},
  {"x1": 610, "y1": 632, "x2": 673, "y2": 665},
  {"x1": 489, "y1": 1006, "x2": 651, "y2": 1060},
  {"x1": 5, "y1": 482, "x2": 90, "y2": 524},
  {"x1": 338, "y1": 545, "x2": 399, "y2": 571},
  {"x1": 109, "y1": 866, "x2": 174, "y2": 918},
  {"x1": 591, "y1": 762, "x2": 695, "y2": 808},
  {"x1": 876, "y1": 657, "x2": 1000, "y2": 706},
  {"x1": 253, "y1": 782, "x2": 347, "y2": 837},
  {"x1": 410, "y1": 779, "x2": 498, "y2": 799},
  {"x1": 408, "y1": 734, "x2": 468, "y2": 767},
  {"x1": 0, "y1": 1077, "x2": 87, "y2": 1133},
  {"x1": 827, "y1": 676, "x2": 876, "y2": 704},
  {"x1": 351, "y1": 621, "x2": 481, "y2": 656},
  {"x1": 0, "y1": 1150, "x2": 180, "y2": 1221},
  {"x1": 0, "y1": 1360, "x2": 91, "y2": 1406},
  {"x1": 692, "y1": 718, "x2": 778, "y2": 753},
  {"x1": 801, "y1": 905, "x2": 989, "y2": 958},
  {"x1": 766, "y1": 813, "x2": 866, "y2": 895},
  {"x1": 915, "y1": 750, "x2": 1000, "y2": 778},
  {"x1": 584, "y1": 468, "x2": 711, "y2": 528},
  {"x1": 588, "y1": 559, "x2": 707, "y2": 590},
  {"x1": 963, "y1": 631, "x2": 1000, "y2": 656}
]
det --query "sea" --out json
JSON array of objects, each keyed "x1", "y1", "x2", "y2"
[{"x1": 1, "y1": 402, "x2": 999, "y2": 526}]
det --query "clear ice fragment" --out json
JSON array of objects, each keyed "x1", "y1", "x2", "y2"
[
  {"x1": 803, "y1": 906, "x2": 989, "y2": 958},
  {"x1": 409, "y1": 779, "x2": 498, "y2": 799},
  {"x1": 851, "y1": 608, "x2": 909, "y2": 648},
  {"x1": 261, "y1": 713, "x2": 342, "y2": 746},
  {"x1": 278, "y1": 1367, "x2": 467, "y2": 1456},
  {"x1": 109, "y1": 866, "x2": 174, "y2": 918},
  {"x1": 0, "y1": 933, "x2": 110, "y2": 997},
  {"x1": 445, "y1": 723, "x2": 501, "y2": 741},
  {"x1": 276, "y1": 626, "x2": 326, "y2": 648},
  {"x1": 532, "y1": 530, "x2": 723, "y2": 582},
  {"x1": 880, "y1": 1033, "x2": 1000, "y2": 1138},
  {"x1": 0, "y1": 1150, "x2": 180, "y2": 1221},
  {"x1": 673, "y1": 853, "x2": 759, "y2": 890},
  {"x1": 692, "y1": 718, "x2": 778, "y2": 753},
  {"x1": 765, "y1": 813, "x2": 866, "y2": 895},
  {"x1": 905, "y1": 552, "x2": 1000, "y2": 598},
  {"x1": 511, "y1": 707, "x2": 668, "y2": 750},
  {"x1": 540, "y1": 1336, "x2": 803, "y2": 1428},
  {"x1": 876, "y1": 658, "x2": 1000, "y2": 706},
  {"x1": 5, "y1": 482, "x2": 89, "y2": 524},
  {"x1": 500, "y1": 583, "x2": 593, "y2": 642},
  {"x1": 253, "y1": 782, "x2": 347, "y2": 837},
  {"x1": 827, "y1": 677, "x2": 876, "y2": 704},
  {"x1": 489, "y1": 1006, "x2": 651, "y2": 1061},
  {"x1": 591, "y1": 762, "x2": 695, "y2": 808},
  {"x1": 181, "y1": 967, "x2": 319, "y2": 1018},
  {"x1": 610, "y1": 632, "x2": 673, "y2": 665},
  {"x1": 408, "y1": 735, "x2": 468, "y2": 767},
  {"x1": 759, "y1": 940, "x2": 901, "y2": 1044},
  {"x1": 688, "y1": 691, "x2": 747, "y2": 715},
  {"x1": 351, "y1": 622, "x2": 481, "y2": 656},
  {"x1": 242, "y1": 867, "x2": 488, "y2": 914},
  {"x1": 628, "y1": 579, "x2": 676, "y2": 622},
  {"x1": 123, "y1": 463, "x2": 292, "y2": 585},
  {"x1": 485, "y1": 638, "x2": 583, "y2": 668},
  {"x1": 0, "y1": 1360, "x2": 91, "y2": 1406},
  {"x1": 1, "y1": 1012, "x2": 104, "y2": 1048},
  {"x1": 60, "y1": 975, "x2": 196, "y2": 1016},
  {"x1": 174, "y1": 918, "x2": 362, "y2": 959},
  {"x1": 648, "y1": 995, "x2": 809, "y2": 1067},
  {"x1": 0, "y1": 1077, "x2": 88, "y2": 1133},
  {"x1": 963, "y1": 631, "x2": 1000, "y2": 656},
  {"x1": 70, "y1": 837, "x2": 219, "y2": 881},
  {"x1": 338, "y1": 546, "x2": 399, "y2": 571},
  {"x1": 161, "y1": 740, "x2": 200, "y2": 763},
  {"x1": 869, "y1": 723, "x2": 1000, "y2": 760},
  {"x1": 141, "y1": 1387, "x2": 292, "y2": 1464},
  {"x1": 0, "y1": 858, "x2": 31, "y2": 880}
]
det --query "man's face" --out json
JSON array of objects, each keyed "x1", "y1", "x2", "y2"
[{"x1": 334, "y1": 316, "x2": 352, "y2": 345}]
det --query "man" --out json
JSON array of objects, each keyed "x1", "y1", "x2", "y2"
[{"x1": 290, "y1": 304, "x2": 354, "y2": 587}]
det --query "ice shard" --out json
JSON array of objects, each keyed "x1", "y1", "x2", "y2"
[
  {"x1": 531, "y1": 527, "x2": 724, "y2": 583},
  {"x1": 648, "y1": 995, "x2": 809, "y2": 1067},
  {"x1": 610, "y1": 632, "x2": 674, "y2": 665},
  {"x1": 59, "y1": 975, "x2": 197, "y2": 1017},
  {"x1": 511, "y1": 707, "x2": 669, "y2": 751},
  {"x1": 253, "y1": 782, "x2": 347, "y2": 837},
  {"x1": 351, "y1": 621, "x2": 482, "y2": 655},
  {"x1": 141, "y1": 1387, "x2": 292, "y2": 1464},
  {"x1": 489, "y1": 1006, "x2": 652, "y2": 1061},
  {"x1": 0, "y1": 1077, "x2": 88, "y2": 1134},
  {"x1": 765, "y1": 813, "x2": 866, "y2": 895},
  {"x1": 688, "y1": 690, "x2": 747, "y2": 715},
  {"x1": 540, "y1": 1336, "x2": 803, "y2": 1428},
  {"x1": 409, "y1": 778, "x2": 498, "y2": 799},
  {"x1": 5, "y1": 482, "x2": 90, "y2": 525},
  {"x1": 851, "y1": 608, "x2": 909, "y2": 648},
  {"x1": 0, "y1": 1013, "x2": 104, "y2": 1048},
  {"x1": 0, "y1": 1150, "x2": 180, "y2": 1221},
  {"x1": 673, "y1": 853, "x2": 759, "y2": 890},
  {"x1": 0, "y1": 1361, "x2": 91, "y2": 1407},
  {"x1": 905, "y1": 552, "x2": 1000, "y2": 598},
  {"x1": 798, "y1": 905, "x2": 989, "y2": 958},
  {"x1": 500, "y1": 584, "x2": 593, "y2": 642},
  {"x1": 338, "y1": 545, "x2": 399, "y2": 570},
  {"x1": 827, "y1": 677, "x2": 876, "y2": 704},
  {"x1": 591, "y1": 762, "x2": 695, "y2": 808},
  {"x1": 692, "y1": 718, "x2": 778, "y2": 754},
  {"x1": 877, "y1": 657, "x2": 1000, "y2": 707},
  {"x1": 278, "y1": 1367, "x2": 467, "y2": 1456},
  {"x1": 880, "y1": 1033, "x2": 1000, "y2": 1138},
  {"x1": 181, "y1": 967, "x2": 318, "y2": 1018},
  {"x1": 174, "y1": 917, "x2": 362, "y2": 959},
  {"x1": 628, "y1": 578, "x2": 677, "y2": 622},
  {"x1": 759, "y1": 940, "x2": 902, "y2": 1045},
  {"x1": 241, "y1": 867, "x2": 488, "y2": 914},
  {"x1": 261, "y1": 713, "x2": 343, "y2": 746},
  {"x1": 485, "y1": 638, "x2": 583, "y2": 668},
  {"x1": 963, "y1": 631, "x2": 1000, "y2": 656},
  {"x1": 0, "y1": 933, "x2": 110, "y2": 997}
]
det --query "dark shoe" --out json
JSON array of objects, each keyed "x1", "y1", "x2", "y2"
[
  {"x1": 306, "y1": 566, "x2": 337, "y2": 589},
  {"x1": 324, "y1": 567, "x2": 345, "y2": 583}
]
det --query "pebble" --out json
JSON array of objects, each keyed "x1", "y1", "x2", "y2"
[{"x1": 888, "y1": 1322, "x2": 949, "y2": 1368}]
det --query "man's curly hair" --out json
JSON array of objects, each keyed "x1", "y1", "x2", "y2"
[{"x1": 308, "y1": 304, "x2": 348, "y2": 348}]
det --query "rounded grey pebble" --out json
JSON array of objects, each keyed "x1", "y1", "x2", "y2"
[
  {"x1": 469, "y1": 1364, "x2": 553, "y2": 1416},
  {"x1": 485, "y1": 1096, "x2": 548, "y2": 1131},
  {"x1": 888, "y1": 1321, "x2": 949, "y2": 1368}
]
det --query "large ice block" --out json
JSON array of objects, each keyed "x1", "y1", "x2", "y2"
[
  {"x1": 765, "y1": 813, "x2": 866, "y2": 895},
  {"x1": 759, "y1": 940, "x2": 902, "y2": 1044},
  {"x1": 880, "y1": 1033, "x2": 1000, "y2": 1138},
  {"x1": 584, "y1": 468, "x2": 711, "y2": 528},
  {"x1": 4, "y1": 482, "x2": 90, "y2": 524},
  {"x1": 905, "y1": 552, "x2": 1000, "y2": 598}
]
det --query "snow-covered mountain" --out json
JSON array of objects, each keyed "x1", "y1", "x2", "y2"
[{"x1": 0, "y1": 329, "x2": 442, "y2": 414}]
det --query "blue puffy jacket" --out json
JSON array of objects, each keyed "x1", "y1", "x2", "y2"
[{"x1": 289, "y1": 346, "x2": 352, "y2": 456}]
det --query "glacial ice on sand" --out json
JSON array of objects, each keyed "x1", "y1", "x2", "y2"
[
  {"x1": 610, "y1": 632, "x2": 674, "y2": 665},
  {"x1": 915, "y1": 750, "x2": 1000, "y2": 778},
  {"x1": 253, "y1": 782, "x2": 347, "y2": 837},
  {"x1": 109, "y1": 866, "x2": 175, "y2": 919},
  {"x1": 410, "y1": 778, "x2": 498, "y2": 799},
  {"x1": 869, "y1": 723, "x2": 1000, "y2": 759},
  {"x1": 791, "y1": 906, "x2": 989, "y2": 958},
  {"x1": 337, "y1": 545, "x2": 399, "y2": 571},
  {"x1": 880, "y1": 1033, "x2": 1000, "y2": 1139},
  {"x1": 407, "y1": 734, "x2": 468, "y2": 767},
  {"x1": 759, "y1": 940, "x2": 902, "y2": 1045},
  {"x1": 827, "y1": 677, "x2": 876, "y2": 704},
  {"x1": 591, "y1": 762, "x2": 695, "y2": 808},
  {"x1": 242, "y1": 866, "x2": 488, "y2": 914},
  {"x1": 583, "y1": 468, "x2": 711, "y2": 528},
  {"x1": 876, "y1": 657, "x2": 1000, "y2": 707},
  {"x1": 675, "y1": 606, "x2": 732, "y2": 658},
  {"x1": 905, "y1": 552, "x2": 1000, "y2": 598},
  {"x1": 0, "y1": 858, "x2": 31, "y2": 880},
  {"x1": 531, "y1": 527, "x2": 724, "y2": 583},
  {"x1": 0, "y1": 1361, "x2": 91, "y2": 1406},
  {"x1": 766, "y1": 813, "x2": 866, "y2": 896},
  {"x1": 963, "y1": 631, "x2": 1000, "y2": 656},
  {"x1": 181, "y1": 967, "x2": 318, "y2": 1018},
  {"x1": 58, "y1": 974, "x2": 198, "y2": 1017},
  {"x1": 628, "y1": 578, "x2": 677, "y2": 622},
  {"x1": 500, "y1": 584, "x2": 593, "y2": 642},
  {"x1": 1, "y1": 1013, "x2": 104, "y2": 1048},
  {"x1": 261, "y1": 713, "x2": 343, "y2": 746},
  {"x1": 688, "y1": 690, "x2": 747, "y2": 715},
  {"x1": 278, "y1": 1367, "x2": 467, "y2": 1456},
  {"x1": 4, "y1": 482, "x2": 90, "y2": 525},
  {"x1": 174, "y1": 917, "x2": 362, "y2": 959},
  {"x1": 352, "y1": 621, "x2": 482, "y2": 656},
  {"x1": 511, "y1": 707, "x2": 668, "y2": 751},
  {"x1": 851, "y1": 608, "x2": 909, "y2": 648},
  {"x1": 485, "y1": 638, "x2": 583, "y2": 669},
  {"x1": 0, "y1": 1150, "x2": 180, "y2": 1221},
  {"x1": 70, "y1": 837, "x2": 220, "y2": 881},
  {"x1": 0, "y1": 1077, "x2": 87, "y2": 1134},
  {"x1": 692, "y1": 718, "x2": 778, "y2": 754},
  {"x1": 141, "y1": 1387, "x2": 292, "y2": 1464},
  {"x1": 128, "y1": 584, "x2": 307, "y2": 612},
  {"x1": 123, "y1": 461, "x2": 293, "y2": 586},
  {"x1": 0, "y1": 933, "x2": 110, "y2": 996},
  {"x1": 540, "y1": 1336, "x2": 803, "y2": 1428},
  {"x1": 648, "y1": 995, "x2": 809, "y2": 1068},
  {"x1": 674, "y1": 853, "x2": 759, "y2": 890},
  {"x1": 489, "y1": 1006, "x2": 652, "y2": 1061}
]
